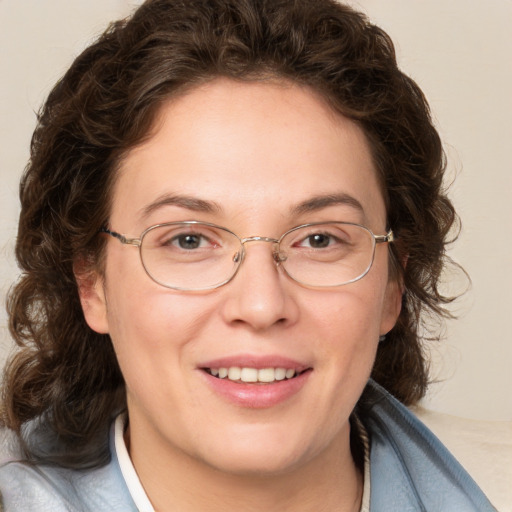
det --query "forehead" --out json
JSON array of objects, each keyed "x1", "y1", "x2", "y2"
[{"x1": 111, "y1": 78, "x2": 386, "y2": 231}]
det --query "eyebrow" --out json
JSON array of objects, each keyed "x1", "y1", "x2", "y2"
[
  {"x1": 290, "y1": 193, "x2": 365, "y2": 216},
  {"x1": 140, "y1": 193, "x2": 223, "y2": 218},
  {"x1": 139, "y1": 192, "x2": 364, "y2": 220}
]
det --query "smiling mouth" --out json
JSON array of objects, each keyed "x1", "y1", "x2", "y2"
[{"x1": 203, "y1": 367, "x2": 309, "y2": 384}]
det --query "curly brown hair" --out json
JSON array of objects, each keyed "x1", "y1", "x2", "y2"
[{"x1": 1, "y1": 0, "x2": 459, "y2": 468}]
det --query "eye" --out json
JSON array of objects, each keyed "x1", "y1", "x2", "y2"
[
  {"x1": 302, "y1": 233, "x2": 333, "y2": 249},
  {"x1": 144, "y1": 224, "x2": 235, "y2": 255},
  {"x1": 164, "y1": 231, "x2": 218, "y2": 250},
  {"x1": 295, "y1": 231, "x2": 346, "y2": 249},
  {"x1": 172, "y1": 233, "x2": 208, "y2": 250}
]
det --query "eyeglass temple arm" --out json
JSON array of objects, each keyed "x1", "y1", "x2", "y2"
[
  {"x1": 100, "y1": 227, "x2": 141, "y2": 246},
  {"x1": 375, "y1": 230, "x2": 395, "y2": 244}
]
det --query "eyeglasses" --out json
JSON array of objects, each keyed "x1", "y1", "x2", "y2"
[{"x1": 101, "y1": 221, "x2": 394, "y2": 291}]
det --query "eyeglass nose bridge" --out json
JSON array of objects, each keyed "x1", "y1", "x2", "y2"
[
  {"x1": 240, "y1": 235, "x2": 279, "y2": 244},
  {"x1": 233, "y1": 235, "x2": 288, "y2": 265}
]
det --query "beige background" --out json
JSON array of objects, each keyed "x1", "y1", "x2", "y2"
[{"x1": 1, "y1": 0, "x2": 511, "y2": 422}]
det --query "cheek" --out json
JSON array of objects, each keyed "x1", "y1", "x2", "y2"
[
  {"x1": 293, "y1": 289, "x2": 383, "y2": 446},
  {"x1": 306, "y1": 280, "x2": 388, "y2": 372},
  {"x1": 103, "y1": 269, "x2": 221, "y2": 383},
  {"x1": 313, "y1": 287, "x2": 386, "y2": 342},
  {"x1": 106, "y1": 287, "x2": 202, "y2": 353}
]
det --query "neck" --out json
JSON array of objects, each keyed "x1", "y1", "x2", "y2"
[{"x1": 126, "y1": 421, "x2": 363, "y2": 512}]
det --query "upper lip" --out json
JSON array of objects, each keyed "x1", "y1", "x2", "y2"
[{"x1": 198, "y1": 354, "x2": 311, "y2": 372}]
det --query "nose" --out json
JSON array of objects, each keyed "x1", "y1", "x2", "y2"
[{"x1": 220, "y1": 240, "x2": 299, "y2": 331}]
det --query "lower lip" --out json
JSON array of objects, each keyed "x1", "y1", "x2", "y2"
[{"x1": 200, "y1": 370, "x2": 312, "y2": 409}]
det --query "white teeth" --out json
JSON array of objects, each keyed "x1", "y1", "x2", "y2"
[
  {"x1": 228, "y1": 367, "x2": 241, "y2": 380},
  {"x1": 240, "y1": 367, "x2": 258, "y2": 383},
  {"x1": 258, "y1": 368, "x2": 276, "y2": 383},
  {"x1": 285, "y1": 368, "x2": 295, "y2": 379},
  {"x1": 274, "y1": 368, "x2": 286, "y2": 381},
  {"x1": 209, "y1": 367, "x2": 300, "y2": 383}
]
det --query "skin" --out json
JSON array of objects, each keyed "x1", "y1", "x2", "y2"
[{"x1": 80, "y1": 78, "x2": 402, "y2": 512}]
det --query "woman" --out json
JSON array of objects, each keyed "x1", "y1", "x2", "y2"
[{"x1": 0, "y1": 0, "x2": 497, "y2": 510}]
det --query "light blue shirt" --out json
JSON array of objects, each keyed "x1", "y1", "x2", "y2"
[{"x1": 0, "y1": 380, "x2": 497, "y2": 511}]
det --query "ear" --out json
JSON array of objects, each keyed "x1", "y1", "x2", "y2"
[
  {"x1": 74, "y1": 257, "x2": 110, "y2": 334},
  {"x1": 379, "y1": 277, "x2": 403, "y2": 336}
]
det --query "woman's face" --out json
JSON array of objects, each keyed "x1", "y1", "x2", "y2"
[{"x1": 81, "y1": 78, "x2": 401, "y2": 476}]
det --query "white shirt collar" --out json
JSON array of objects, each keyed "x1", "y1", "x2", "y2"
[
  {"x1": 114, "y1": 414, "x2": 155, "y2": 512},
  {"x1": 360, "y1": 420, "x2": 371, "y2": 512}
]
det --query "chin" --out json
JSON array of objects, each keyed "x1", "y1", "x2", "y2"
[
  {"x1": 194, "y1": 427, "x2": 323, "y2": 477},
  {"x1": 204, "y1": 449, "x2": 306, "y2": 478}
]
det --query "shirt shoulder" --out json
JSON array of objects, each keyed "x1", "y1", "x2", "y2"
[
  {"x1": 363, "y1": 380, "x2": 498, "y2": 512},
  {"x1": 0, "y1": 456, "x2": 138, "y2": 512},
  {"x1": 0, "y1": 461, "x2": 81, "y2": 511}
]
